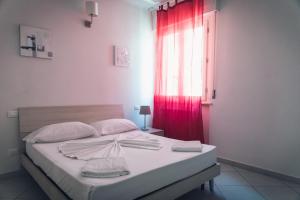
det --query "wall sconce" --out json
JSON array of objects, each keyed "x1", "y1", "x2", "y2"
[{"x1": 85, "y1": 1, "x2": 99, "y2": 28}]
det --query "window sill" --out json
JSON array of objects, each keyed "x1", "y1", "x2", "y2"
[{"x1": 202, "y1": 101, "x2": 213, "y2": 105}]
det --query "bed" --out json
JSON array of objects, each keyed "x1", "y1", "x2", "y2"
[{"x1": 18, "y1": 105, "x2": 220, "y2": 200}]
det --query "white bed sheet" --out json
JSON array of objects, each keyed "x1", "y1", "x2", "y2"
[{"x1": 26, "y1": 130, "x2": 217, "y2": 200}]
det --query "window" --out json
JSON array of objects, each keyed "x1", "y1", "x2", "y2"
[
  {"x1": 160, "y1": 11, "x2": 216, "y2": 103},
  {"x1": 202, "y1": 11, "x2": 216, "y2": 103}
]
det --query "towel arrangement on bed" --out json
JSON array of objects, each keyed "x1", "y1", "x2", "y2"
[
  {"x1": 171, "y1": 141, "x2": 203, "y2": 152},
  {"x1": 59, "y1": 137, "x2": 162, "y2": 160},
  {"x1": 59, "y1": 133, "x2": 161, "y2": 178},
  {"x1": 80, "y1": 140, "x2": 130, "y2": 178}
]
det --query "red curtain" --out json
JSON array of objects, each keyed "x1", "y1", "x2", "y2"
[{"x1": 153, "y1": 0, "x2": 205, "y2": 142}]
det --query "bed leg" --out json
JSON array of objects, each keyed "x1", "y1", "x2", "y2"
[
  {"x1": 209, "y1": 179, "x2": 214, "y2": 192},
  {"x1": 200, "y1": 184, "x2": 205, "y2": 191}
]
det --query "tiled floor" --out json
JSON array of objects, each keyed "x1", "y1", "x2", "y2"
[
  {"x1": 178, "y1": 163, "x2": 300, "y2": 200},
  {"x1": 0, "y1": 162, "x2": 299, "y2": 200}
]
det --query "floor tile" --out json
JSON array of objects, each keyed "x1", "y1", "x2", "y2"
[
  {"x1": 219, "y1": 185, "x2": 265, "y2": 200},
  {"x1": 215, "y1": 171, "x2": 249, "y2": 186},
  {"x1": 220, "y1": 163, "x2": 236, "y2": 172},
  {"x1": 16, "y1": 181, "x2": 49, "y2": 200},
  {"x1": 177, "y1": 185, "x2": 225, "y2": 200},
  {"x1": 282, "y1": 180, "x2": 300, "y2": 188},
  {"x1": 0, "y1": 174, "x2": 34, "y2": 199},
  {"x1": 255, "y1": 186, "x2": 300, "y2": 200},
  {"x1": 236, "y1": 168, "x2": 284, "y2": 186},
  {"x1": 292, "y1": 187, "x2": 300, "y2": 194}
]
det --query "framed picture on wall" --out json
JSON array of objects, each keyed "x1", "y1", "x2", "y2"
[
  {"x1": 113, "y1": 45, "x2": 129, "y2": 67},
  {"x1": 19, "y1": 25, "x2": 53, "y2": 59}
]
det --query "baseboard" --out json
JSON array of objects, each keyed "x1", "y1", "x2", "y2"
[{"x1": 218, "y1": 157, "x2": 300, "y2": 184}]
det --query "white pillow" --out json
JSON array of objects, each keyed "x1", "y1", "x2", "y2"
[
  {"x1": 23, "y1": 122, "x2": 98, "y2": 143},
  {"x1": 91, "y1": 119, "x2": 138, "y2": 136}
]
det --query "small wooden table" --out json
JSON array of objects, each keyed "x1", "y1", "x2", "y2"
[{"x1": 142, "y1": 128, "x2": 164, "y2": 137}]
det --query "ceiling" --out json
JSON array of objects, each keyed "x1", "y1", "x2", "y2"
[{"x1": 123, "y1": 0, "x2": 168, "y2": 9}]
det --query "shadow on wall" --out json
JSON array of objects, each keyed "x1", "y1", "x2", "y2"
[
  {"x1": 217, "y1": 0, "x2": 300, "y2": 9},
  {"x1": 60, "y1": 0, "x2": 85, "y2": 12},
  {"x1": 297, "y1": 0, "x2": 300, "y2": 8},
  {"x1": 216, "y1": 0, "x2": 227, "y2": 10},
  {"x1": 0, "y1": 0, "x2": 84, "y2": 13}
]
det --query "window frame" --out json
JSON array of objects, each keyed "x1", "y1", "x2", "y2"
[{"x1": 202, "y1": 11, "x2": 216, "y2": 104}]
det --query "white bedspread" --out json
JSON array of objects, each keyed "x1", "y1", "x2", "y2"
[{"x1": 26, "y1": 130, "x2": 217, "y2": 200}]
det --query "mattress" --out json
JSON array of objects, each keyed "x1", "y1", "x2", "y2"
[{"x1": 26, "y1": 130, "x2": 217, "y2": 200}]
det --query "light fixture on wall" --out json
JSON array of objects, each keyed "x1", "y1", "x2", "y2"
[{"x1": 85, "y1": 1, "x2": 99, "y2": 28}]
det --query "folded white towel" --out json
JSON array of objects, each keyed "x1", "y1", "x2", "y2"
[
  {"x1": 81, "y1": 157, "x2": 130, "y2": 178},
  {"x1": 119, "y1": 139, "x2": 161, "y2": 150},
  {"x1": 120, "y1": 143, "x2": 162, "y2": 150},
  {"x1": 59, "y1": 139, "x2": 116, "y2": 160},
  {"x1": 171, "y1": 141, "x2": 203, "y2": 152},
  {"x1": 58, "y1": 140, "x2": 113, "y2": 154},
  {"x1": 124, "y1": 133, "x2": 158, "y2": 141},
  {"x1": 119, "y1": 132, "x2": 162, "y2": 150}
]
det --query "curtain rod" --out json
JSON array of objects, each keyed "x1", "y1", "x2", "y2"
[{"x1": 148, "y1": 0, "x2": 186, "y2": 11}]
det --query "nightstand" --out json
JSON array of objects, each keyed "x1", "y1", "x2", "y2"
[{"x1": 142, "y1": 128, "x2": 164, "y2": 137}]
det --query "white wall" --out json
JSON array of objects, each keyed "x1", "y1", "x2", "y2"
[
  {"x1": 211, "y1": 0, "x2": 300, "y2": 178},
  {"x1": 0, "y1": 0, "x2": 154, "y2": 174}
]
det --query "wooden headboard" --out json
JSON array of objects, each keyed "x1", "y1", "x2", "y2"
[{"x1": 18, "y1": 104, "x2": 124, "y2": 138}]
